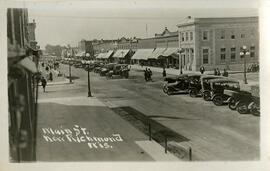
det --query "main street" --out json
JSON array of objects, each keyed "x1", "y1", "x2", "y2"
[{"x1": 37, "y1": 64, "x2": 259, "y2": 161}]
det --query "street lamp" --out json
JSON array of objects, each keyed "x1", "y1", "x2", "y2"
[
  {"x1": 240, "y1": 45, "x2": 250, "y2": 84},
  {"x1": 85, "y1": 53, "x2": 92, "y2": 97},
  {"x1": 178, "y1": 48, "x2": 184, "y2": 74},
  {"x1": 67, "y1": 52, "x2": 72, "y2": 83}
]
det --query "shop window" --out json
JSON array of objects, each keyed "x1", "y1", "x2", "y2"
[{"x1": 202, "y1": 48, "x2": 209, "y2": 64}]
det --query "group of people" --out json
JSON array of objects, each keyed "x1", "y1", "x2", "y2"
[
  {"x1": 144, "y1": 67, "x2": 153, "y2": 82},
  {"x1": 200, "y1": 66, "x2": 228, "y2": 77}
]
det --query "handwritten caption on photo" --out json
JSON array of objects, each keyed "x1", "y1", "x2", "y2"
[{"x1": 42, "y1": 125, "x2": 123, "y2": 149}]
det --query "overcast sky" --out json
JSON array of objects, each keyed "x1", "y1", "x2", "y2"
[{"x1": 24, "y1": 0, "x2": 259, "y2": 49}]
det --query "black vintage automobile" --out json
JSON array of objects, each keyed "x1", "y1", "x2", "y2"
[
  {"x1": 228, "y1": 85, "x2": 260, "y2": 115},
  {"x1": 163, "y1": 73, "x2": 201, "y2": 95},
  {"x1": 106, "y1": 64, "x2": 130, "y2": 79},
  {"x1": 99, "y1": 63, "x2": 117, "y2": 76},
  {"x1": 206, "y1": 78, "x2": 240, "y2": 106},
  {"x1": 189, "y1": 75, "x2": 224, "y2": 98}
]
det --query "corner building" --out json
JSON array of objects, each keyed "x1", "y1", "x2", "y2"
[{"x1": 177, "y1": 17, "x2": 259, "y2": 71}]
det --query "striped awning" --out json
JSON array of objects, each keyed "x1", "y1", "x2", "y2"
[
  {"x1": 102, "y1": 50, "x2": 114, "y2": 59},
  {"x1": 132, "y1": 49, "x2": 154, "y2": 60},
  {"x1": 148, "y1": 48, "x2": 166, "y2": 59},
  {"x1": 113, "y1": 49, "x2": 130, "y2": 58},
  {"x1": 162, "y1": 48, "x2": 178, "y2": 57},
  {"x1": 96, "y1": 53, "x2": 105, "y2": 59}
]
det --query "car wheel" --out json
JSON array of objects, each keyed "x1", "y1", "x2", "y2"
[
  {"x1": 213, "y1": 95, "x2": 223, "y2": 106},
  {"x1": 189, "y1": 89, "x2": 197, "y2": 98},
  {"x1": 250, "y1": 103, "x2": 260, "y2": 116},
  {"x1": 228, "y1": 98, "x2": 238, "y2": 110},
  {"x1": 203, "y1": 91, "x2": 211, "y2": 101},
  {"x1": 237, "y1": 102, "x2": 249, "y2": 114}
]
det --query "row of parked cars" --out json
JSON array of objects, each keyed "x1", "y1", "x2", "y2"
[
  {"x1": 85, "y1": 61, "x2": 130, "y2": 79},
  {"x1": 163, "y1": 73, "x2": 260, "y2": 116}
]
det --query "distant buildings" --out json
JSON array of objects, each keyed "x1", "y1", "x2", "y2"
[{"x1": 75, "y1": 16, "x2": 259, "y2": 71}]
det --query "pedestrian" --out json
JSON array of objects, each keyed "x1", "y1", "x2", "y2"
[
  {"x1": 214, "y1": 68, "x2": 217, "y2": 75},
  {"x1": 49, "y1": 72, "x2": 53, "y2": 81},
  {"x1": 222, "y1": 69, "x2": 229, "y2": 77},
  {"x1": 148, "y1": 68, "x2": 153, "y2": 81},
  {"x1": 144, "y1": 67, "x2": 148, "y2": 81},
  {"x1": 41, "y1": 77, "x2": 47, "y2": 92},
  {"x1": 200, "y1": 66, "x2": 205, "y2": 74},
  {"x1": 162, "y1": 67, "x2": 166, "y2": 77},
  {"x1": 216, "y1": 68, "x2": 221, "y2": 76}
]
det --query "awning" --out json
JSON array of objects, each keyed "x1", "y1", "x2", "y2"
[
  {"x1": 113, "y1": 49, "x2": 130, "y2": 58},
  {"x1": 132, "y1": 49, "x2": 154, "y2": 60},
  {"x1": 148, "y1": 48, "x2": 166, "y2": 59},
  {"x1": 18, "y1": 57, "x2": 38, "y2": 73},
  {"x1": 96, "y1": 53, "x2": 105, "y2": 59},
  {"x1": 102, "y1": 50, "x2": 114, "y2": 59},
  {"x1": 162, "y1": 48, "x2": 178, "y2": 57}
]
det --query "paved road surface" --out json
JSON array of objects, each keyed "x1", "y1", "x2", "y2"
[{"x1": 37, "y1": 64, "x2": 259, "y2": 161}]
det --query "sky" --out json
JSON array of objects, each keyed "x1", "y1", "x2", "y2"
[{"x1": 24, "y1": 0, "x2": 259, "y2": 49}]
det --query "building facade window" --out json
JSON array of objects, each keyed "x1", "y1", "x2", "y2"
[
  {"x1": 220, "y1": 30, "x2": 225, "y2": 39},
  {"x1": 181, "y1": 32, "x2": 185, "y2": 41},
  {"x1": 231, "y1": 34, "x2": 235, "y2": 39},
  {"x1": 230, "y1": 47, "x2": 236, "y2": 61},
  {"x1": 190, "y1": 32, "x2": 193, "y2": 41},
  {"x1": 202, "y1": 31, "x2": 209, "y2": 40},
  {"x1": 250, "y1": 46, "x2": 255, "y2": 57},
  {"x1": 220, "y1": 48, "x2": 226, "y2": 62},
  {"x1": 202, "y1": 48, "x2": 209, "y2": 64},
  {"x1": 186, "y1": 32, "x2": 189, "y2": 41},
  {"x1": 241, "y1": 34, "x2": 245, "y2": 38}
]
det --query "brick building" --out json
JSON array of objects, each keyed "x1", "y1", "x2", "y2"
[{"x1": 177, "y1": 17, "x2": 259, "y2": 71}]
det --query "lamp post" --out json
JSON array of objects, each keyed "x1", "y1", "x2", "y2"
[
  {"x1": 240, "y1": 45, "x2": 250, "y2": 84},
  {"x1": 86, "y1": 53, "x2": 92, "y2": 97},
  {"x1": 67, "y1": 52, "x2": 72, "y2": 83},
  {"x1": 178, "y1": 48, "x2": 184, "y2": 74}
]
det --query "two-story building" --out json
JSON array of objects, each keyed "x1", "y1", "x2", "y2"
[{"x1": 177, "y1": 17, "x2": 259, "y2": 71}]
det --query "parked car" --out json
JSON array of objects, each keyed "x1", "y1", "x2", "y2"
[
  {"x1": 207, "y1": 78, "x2": 240, "y2": 106},
  {"x1": 189, "y1": 75, "x2": 224, "y2": 99},
  {"x1": 106, "y1": 64, "x2": 130, "y2": 79},
  {"x1": 163, "y1": 73, "x2": 201, "y2": 95},
  {"x1": 100, "y1": 63, "x2": 117, "y2": 76}
]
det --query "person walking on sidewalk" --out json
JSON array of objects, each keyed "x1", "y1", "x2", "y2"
[
  {"x1": 148, "y1": 68, "x2": 153, "y2": 81},
  {"x1": 222, "y1": 69, "x2": 229, "y2": 77},
  {"x1": 144, "y1": 67, "x2": 148, "y2": 81},
  {"x1": 49, "y1": 72, "x2": 53, "y2": 81},
  {"x1": 162, "y1": 67, "x2": 167, "y2": 77},
  {"x1": 41, "y1": 77, "x2": 47, "y2": 92}
]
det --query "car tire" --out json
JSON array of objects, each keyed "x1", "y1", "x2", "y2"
[
  {"x1": 213, "y1": 95, "x2": 223, "y2": 106},
  {"x1": 228, "y1": 98, "x2": 238, "y2": 110},
  {"x1": 203, "y1": 91, "x2": 211, "y2": 101},
  {"x1": 189, "y1": 89, "x2": 197, "y2": 98},
  {"x1": 237, "y1": 102, "x2": 249, "y2": 114}
]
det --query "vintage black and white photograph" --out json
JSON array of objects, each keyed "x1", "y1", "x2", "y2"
[{"x1": 3, "y1": 0, "x2": 265, "y2": 165}]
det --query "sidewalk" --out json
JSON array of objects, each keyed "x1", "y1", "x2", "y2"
[
  {"x1": 131, "y1": 64, "x2": 259, "y2": 92},
  {"x1": 37, "y1": 89, "x2": 178, "y2": 161}
]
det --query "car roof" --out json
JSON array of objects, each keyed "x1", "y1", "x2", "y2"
[{"x1": 208, "y1": 78, "x2": 239, "y2": 83}]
